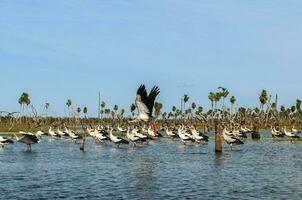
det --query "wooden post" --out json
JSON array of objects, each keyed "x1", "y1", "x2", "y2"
[
  {"x1": 80, "y1": 127, "x2": 88, "y2": 152},
  {"x1": 215, "y1": 120, "x2": 222, "y2": 153},
  {"x1": 80, "y1": 138, "x2": 85, "y2": 152},
  {"x1": 98, "y1": 91, "x2": 101, "y2": 121}
]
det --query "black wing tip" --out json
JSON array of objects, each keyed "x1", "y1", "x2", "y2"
[
  {"x1": 139, "y1": 84, "x2": 145, "y2": 88},
  {"x1": 137, "y1": 84, "x2": 146, "y2": 95},
  {"x1": 151, "y1": 85, "x2": 160, "y2": 95}
]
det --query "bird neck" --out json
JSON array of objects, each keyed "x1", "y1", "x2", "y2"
[{"x1": 13, "y1": 134, "x2": 19, "y2": 140}]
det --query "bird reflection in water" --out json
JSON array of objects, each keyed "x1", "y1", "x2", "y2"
[{"x1": 132, "y1": 158, "x2": 158, "y2": 199}]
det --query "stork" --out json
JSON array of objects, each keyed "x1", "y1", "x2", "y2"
[
  {"x1": 126, "y1": 127, "x2": 145, "y2": 146},
  {"x1": 109, "y1": 128, "x2": 129, "y2": 147},
  {"x1": 283, "y1": 128, "x2": 300, "y2": 138},
  {"x1": 133, "y1": 85, "x2": 160, "y2": 137},
  {"x1": 0, "y1": 136, "x2": 14, "y2": 148},
  {"x1": 222, "y1": 129, "x2": 244, "y2": 150},
  {"x1": 13, "y1": 132, "x2": 39, "y2": 152}
]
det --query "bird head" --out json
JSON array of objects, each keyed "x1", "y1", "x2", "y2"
[{"x1": 11, "y1": 133, "x2": 18, "y2": 140}]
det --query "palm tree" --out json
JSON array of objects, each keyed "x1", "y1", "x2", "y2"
[
  {"x1": 291, "y1": 106, "x2": 296, "y2": 114},
  {"x1": 280, "y1": 105, "x2": 286, "y2": 113},
  {"x1": 208, "y1": 92, "x2": 215, "y2": 111},
  {"x1": 25, "y1": 94, "x2": 31, "y2": 114},
  {"x1": 168, "y1": 112, "x2": 173, "y2": 119},
  {"x1": 113, "y1": 104, "x2": 118, "y2": 119},
  {"x1": 238, "y1": 107, "x2": 247, "y2": 120},
  {"x1": 197, "y1": 106, "x2": 203, "y2": 113},
  {"x1": 104, "y1": 108, "x2": 110, "y2": 118},
  {"x1": 280, "y1": 105, "x2": 286, "y2": 120},
  {"x1": 230, "y1": 96, "x2": 236, "y2": 115},
  {"x1": 259, "y1": 90, "x2": 268, "y2": 111},
  {"x1": 214, "y1": 92, "x2": 222, "y2": 111},
  {"x1": 162, "y1": 112, "x2": 167, "y2": 119},
  {"x1": 100, "y1": 110, "x2": 104, "y2": 118},
  {"x1": 296, "y1": 99, "x2": 301, "y2": 112},
  {"x1": 100, "y1": 101, "x2": 106, "y2": 119},
  {"x1": 120, "y1": 109, "x2": 125, "y2": 118},
  {"x1": 218, "y1": 87, "x2": 229, "y2": 110},
  {"x1": 172, "y1": 106, "x2": 176, "y2": 117},
  {"x1": 175, "y1": 109, "x2": 182, "y2": 119},
  {"x1": 191, "y1": 102, "x2": 196, "y2": 118},
  {"x1": 18, "y1": 92, "x2": 30, "y2": 117},
  {"x1": 66, "y1": 99, "x2": 72, "y2": 116},
  {"x1": 183, "y1": 94, "x2": 189, "y2": 110},
  {"x1": 77, "y1": 107, "x2": 81, "y2": 117},
  {"x1": 130, "y1": 104, "x2": 136, "y2": 117},
  {"x1": 83, "y1": 107, "x2": 88, "y2": 118},
  {"x1": 18, "y1": 95, "x2": 24, "y2": 117},
  {"x1": 195, "y1": 106, "x2": 203, "y2": 118},
  {"x1": 45, "y1": 102, "x2": 50, "y2": 117},
  {"x1": 191, "y1": 102, "x2": 196, "y2": 110},
  {"x1": 154, "y1": 102, "x2": 163, "y2": 118}
]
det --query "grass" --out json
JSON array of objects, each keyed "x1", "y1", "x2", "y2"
[{"x1": 0, "y1": 124, "x2": 47, "y2": 133}]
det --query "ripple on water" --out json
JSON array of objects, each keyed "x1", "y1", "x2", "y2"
[{"x1": 0, "y1": 133, "x2": 301, "y2": 200}]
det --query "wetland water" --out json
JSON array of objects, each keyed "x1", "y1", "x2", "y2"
[{"x1": 0, "y1": 131, "x2": 301, "y2": 199}]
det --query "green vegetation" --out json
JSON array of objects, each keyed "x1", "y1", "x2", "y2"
[{"x1": 1, "y1": 89, "x2": 302, "y2": 132}]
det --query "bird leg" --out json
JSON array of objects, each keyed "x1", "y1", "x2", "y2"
[{"x1": 152, "y1": 121, "x2": 157, "y2": 138}]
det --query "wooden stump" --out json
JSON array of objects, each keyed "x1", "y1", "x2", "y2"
[
  {"x1": 80, "y1": 139, "x2": 85, "y2": 151},
  {"x1": 251, "y1": 126, "x2": 261, "y2": 140},
  {"x1": 80, "y1": 127, "x2": 88, "y2": 152},
  {"x1": 215, "y1": 122, "x2": 223, "y2": 153}
]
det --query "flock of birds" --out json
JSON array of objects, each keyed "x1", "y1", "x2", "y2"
[
  {"x1": 0, "y1": 85, "x2": 301, "y2": 152},
  {"x1": 1, "y1": 124, "x2": 300, "y2": 152},
  {"x1": 271, "y1": 127, "x2": 302, "y2": 138},
  {"x1": 0, "y1": 124, "x2": 257, "y2": 151}
]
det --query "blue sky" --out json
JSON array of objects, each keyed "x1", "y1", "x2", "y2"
[{"x1": 0, "y1": 0, "x2": 302, "y2": 116}]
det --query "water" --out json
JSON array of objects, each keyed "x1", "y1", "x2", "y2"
[{"x1": 0, "y1": 132, "x2": 301, "y2": 200}]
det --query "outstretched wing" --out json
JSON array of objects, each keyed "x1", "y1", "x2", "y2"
[
  {"x1": 135, "y1": 85, "x2": 150, "y2": 119},
  {"x1": 147, "y1": 86, "x2": 160, "y2": 117},
  {"x1": 136, "y1": 85, "x2": 148, "y2": 105}
]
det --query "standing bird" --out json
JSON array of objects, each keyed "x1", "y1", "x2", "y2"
[
  {"x1": 13, "y1": 133, "x2": 39, "y2": 152},
  {"x1": 0, "y1": 136, "x2": 14, "y2": 148},
  {"x1": 109, "y1": 128, "x2": 129, "y2": 147},
  {"x1": 133, "y1": 85, "x2": 160, "y2": 136},
  {"x1": 222, "y1": 129, "x2": 244, "y2": 150},
  {"x1": 126, "y1": 127, "x2": 145, "y2": 146}
]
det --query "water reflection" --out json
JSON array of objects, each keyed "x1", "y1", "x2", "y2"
[
  {"x1": 0, "y1": 132, "x2": 301, "y2": 199},
  {"x1": 213, "y1": 153, "x2": 224, "y2": 169},
  {"x1": 132, "y1": 158, "x2": 158, "y2": 199}
]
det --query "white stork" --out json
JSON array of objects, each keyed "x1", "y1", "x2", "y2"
[
  {"x1": 283, "y1": 128, "x2": 300, "y2": 138},
  {"x1": 133, "y1": 85, "x2": 160, "y2": 136},
  {"x1": 222, "y1": 129, "x2": 244, "y2": 150},
  {"x1": 109, "y1": 128, "x2": 129, "y2": 147},
  {"x1": 0, "y1": 136, "x2": 14, "y2": 147},
  {"x1": 13, "y1": 132, "x2": 39, "y2": 152},
  {"x1": 126, "y1": 128, "x2": 145, "y2": 146}
]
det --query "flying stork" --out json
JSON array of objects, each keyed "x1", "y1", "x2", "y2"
[{"x1": 133, "y1": 85, "x2": 160, "y2": 136}]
